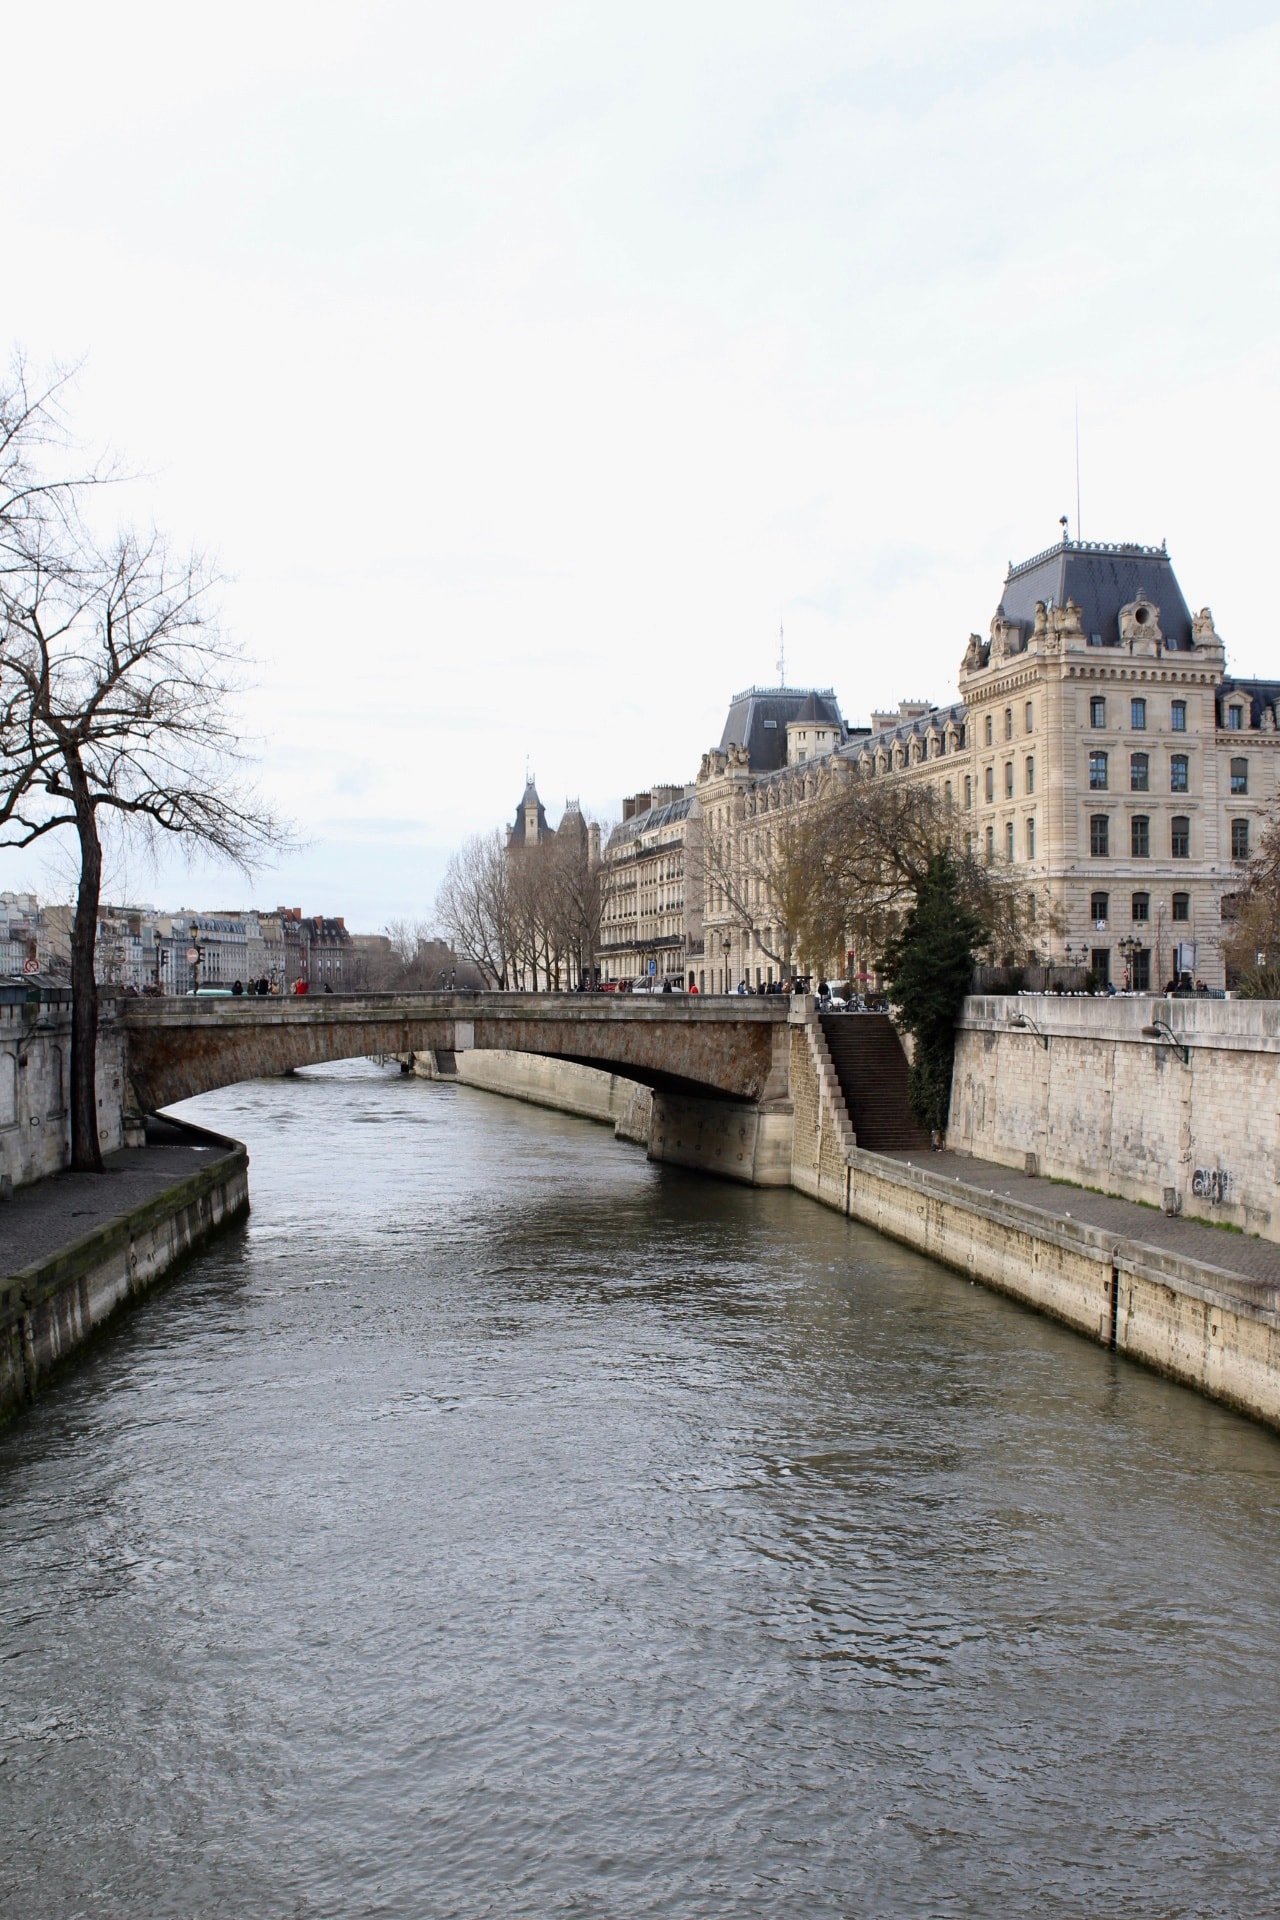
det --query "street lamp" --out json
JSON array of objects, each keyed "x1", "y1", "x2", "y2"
[
  {"x1": 153, "y1": 928, "x2": 163, "y2": 994},
  {"x1": 721, "y1": 935, "x2": 731, "y2": 994},
  {"x1": 1118, "y1": 933, "x2": 1139, "y2": 990},
  {"x1": 188, "y1": 921, "x2": 202, "y2": 994}
]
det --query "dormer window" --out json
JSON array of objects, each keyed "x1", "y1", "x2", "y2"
[{"x1": 1228, "y1": 704, "x2": 1244, "y2": 730}]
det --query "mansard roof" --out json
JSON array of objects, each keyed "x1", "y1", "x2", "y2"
[
  {"x1": 606, "y1": 793, "x2": 693, "y2": 849},
  {"x1": 840, "y1": 700, "x2": 967, "y2": 763},
  {"x1": 508, "y1": 778, "x2": 549, "y2": 845},
  {"x1": 718, "y1": 686, "x2": 846, "y2": 772},
  {"x1": 1219, "y1": 678, "x2": 1280, "y2": 729},
  {"x1": 997, "y1": 539, "x2": 1194, "y2": 650},
  {"x1": 788, "y1": 689, "x2": 840, "y2": 728}
]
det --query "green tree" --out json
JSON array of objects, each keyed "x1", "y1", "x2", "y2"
[{"x1": 880, "y1": 853, "x2": 983, "y2": 1134}]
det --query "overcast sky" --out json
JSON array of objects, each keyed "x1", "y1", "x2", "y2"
[{"x1": 3, "y1": 0, "x2": 1277, "y2": 928}]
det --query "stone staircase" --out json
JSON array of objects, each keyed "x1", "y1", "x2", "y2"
[{"x1": 818, "y1": 1013, "x2": 933, "y2": 1153}]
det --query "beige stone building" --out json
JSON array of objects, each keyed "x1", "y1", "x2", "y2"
[
  {"x1": 599, "y1": 786, "x2": 704, "y2": 987},
  {"x1": 696, "y1": 540, "x2": 1276, "y2": 990},
  {"x1": 697, "y1": 687, "x2": 860, "y2": 992}
]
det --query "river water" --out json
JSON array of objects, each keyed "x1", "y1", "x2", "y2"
[{"x1": 3, "y1": 1062, "x2": 1280, "y2": 1918}]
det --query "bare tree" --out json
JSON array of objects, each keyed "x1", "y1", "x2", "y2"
[
  {"x1": 702, "y1": 798, "x2": 818, "y2": 972},
  {"x1": 1221, "y1": 808, "x2": 1280, "y2": 996},
  {"x1": 0, "y1": 366, "x2": 287, "y2": 1170},
  {"x1": 793, "y1": 768, "x2": 1053, "y2": 977},
  {"x1": 435, "y1": 831, "x2": 514, "y2": 987}
]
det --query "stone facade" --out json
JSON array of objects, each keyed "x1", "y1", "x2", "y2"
[
  {"x1": 599, "y1": 786, "x2": 703, "y2": 986},
  {"x1": 689, "y1": 541, "x2": 1272, "y2": 990},
  {"x1": 0, "y1": 989, "x2": 128, "y2": 1190}
]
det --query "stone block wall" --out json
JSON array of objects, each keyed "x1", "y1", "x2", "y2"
[
  {"x1": 0, "y1": 998, "x2": 127, "y2": 1190},
  {"x1": 949, "y1": 995, "x2": 1280, "y2": 1238}
]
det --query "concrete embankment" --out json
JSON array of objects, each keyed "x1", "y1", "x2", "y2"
[
  {"x1": 0, "y1": 1116, "x2": 249, "y2": 1423},
  {"x1": 408, "y1": 1046, "x2": 654, "y2": 1144}
]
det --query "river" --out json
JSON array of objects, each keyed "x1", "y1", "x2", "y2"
[{"x1": 3, "y1": 1060, "x2": 1279, "y2": 1918}]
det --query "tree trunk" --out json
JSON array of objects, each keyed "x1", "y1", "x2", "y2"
[{"x1": 68, "y1": 759, "x2": 104, "y2": 1172}]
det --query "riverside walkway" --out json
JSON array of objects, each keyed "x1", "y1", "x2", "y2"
[
  {"x1": 0, "y1": 1125, "x2": 216, "y2": 1279},
  {"x1": 886, "y1": 1148, "x2": 1280, "y2": 1297}
]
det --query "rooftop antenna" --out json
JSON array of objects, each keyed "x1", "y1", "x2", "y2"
[
  {"x1": 777, "y1": 624, "x2": 786, "y2": 688},
  {"x1": 1074, "y1": 391, "x2": 1082, "y2": 544}
]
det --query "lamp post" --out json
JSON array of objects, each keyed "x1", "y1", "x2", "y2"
[
  {"x1": 721, "y1": 935, "x2": 731, "y2": 995},
  {"x1": 1118, "y1": 933, "x2": 1139, "y2": 990},
  {"x1": 153, "y1": 929, "x2": 163, "y2": 994},
  {"x1": 188, "y1": 922, "x2": 202, "y2": 995}
]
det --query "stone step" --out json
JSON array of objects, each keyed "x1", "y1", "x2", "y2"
[{"x1": 819, "y1": 1013, "x2": 932, "y2": 1153}]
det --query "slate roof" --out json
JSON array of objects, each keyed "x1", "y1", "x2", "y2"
[
  {"x1": 1219, "y1": 679, "x2": 1280, "y2": 729},
  {"x1": 606, "y1": 794, "x2": 693, "y2": 850},
  {"x1": 997, "y1": 540, "x2": 1194, "y2": 650},
  {"x1": 718, "y1": 686, "x2": 846, "y2": 773},
  {"x1": 508, "y1": 778, "x2": 549, "y2": 845},
  {"x1": 839, "y1": 701, "x2": 967, "y2": 764}
]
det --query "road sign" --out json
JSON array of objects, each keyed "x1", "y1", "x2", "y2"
[
  {"x1": 22, "y1": 958, "x2": 39, "y2": 975},
  {"x1": 186, "y1": 946, "x2": 200, "y2": 963},
  {"x1": 647, "y1": 958, "x2": 657, "y2": 975}
]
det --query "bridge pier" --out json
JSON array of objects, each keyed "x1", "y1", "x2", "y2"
[{"x1": 647, "y1": 1091, "x2": 794, "y2": 1186}]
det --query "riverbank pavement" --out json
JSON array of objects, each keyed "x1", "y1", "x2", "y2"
[
  {"x1": 888, "y1": 1149, "x2": 1280, "y2": 1300},
  {"x1": 0, "y1": 1116, "x2": 249, "y2": 1423}
]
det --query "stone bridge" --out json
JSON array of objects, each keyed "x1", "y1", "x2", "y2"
[{"x1": 122, "y1": 993, "x2": 801, "y2": 1182}]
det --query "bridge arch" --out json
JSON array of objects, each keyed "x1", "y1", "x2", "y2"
[{"x1": 122, "y1": 993, "x2": 794, "y2": 1113}]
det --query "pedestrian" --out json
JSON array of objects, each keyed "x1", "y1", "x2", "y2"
[
  {"x1": 231, "y1": 978, "x2": 244, "y2": 996},
  {"x1": 662, "y1": 977, "x2": 673, "y2": 993}
]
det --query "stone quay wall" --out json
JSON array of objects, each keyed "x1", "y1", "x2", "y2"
[
  {"x1": 781, "y1": 1017, "x2": 1280, "y2": 1431},
  {"x1": 409, "y1": 1048, "x2": 654, "y2": 1146},
  {"x1": 0, "y1": 993, "x2": 128, "y2": 1192},
  {"x1": 949, "y1": 994, "x2": 1280, "y2": 1239},
  {"x1": 0, "y1": 1117, "x2": 249, "y2": 1423}
]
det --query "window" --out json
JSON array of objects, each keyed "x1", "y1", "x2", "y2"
[
  {"x1": 1131, "y1": 949, "x2": 1151, "y2": 992},
  {"x1": 1131, "y1": 697, "x2": 1146, "y2": 730},
  {"x1": 1228, "y1": 704, "x2": 1243, "y2": 730},
  {"x1": 1171, "y1": 699, "x2": 1186, "y2": 732},
  {"x1": 1130, "y1": 752, "x2": 1149, "y2": 791},
  {"x1": 1089, "y1": 750, "x2": 1109, "y2": 790},
  {"x1": 1090, "y1": 814, "x2": 1110, "y2": 857},
  {"x1": 1230, "y1": 756, "x2": 1248, "y2": 795},
  {"x1": 1171, "y1": 815, "x2": 1190, "y2": 858},
  {"x1": 1026, "y1": 815, "x2": 1036, "y2": 859},
  {"x1": 984, "y1": 713, "x2": 993, "y2": 746},
  {"x1": 1004, "y1": 762, "x2": 1014, "y2": 798},
  {"x1": 1170, "y1": 753, "x2": 1189, "y2": 793},
  {"x1": 1091, "y1": 948, "x2": 1111, "y2": 986},
  {"x1": 1090, "y1": 891, "x2": 1110, "y2": 924},
  {"x1": 983, "y1": 765, "x2": 994, "y2": 802},
  {"x1": 1131, "y1": 815, "x2": 1150, "y2": 858},
  {"x1": 1004, "y1": 708, "x2": 1013, "y2": 741},
  {"x1": 1232, "y1": 818, "x2": 1250, "y2": 860},
  {"x1": 1172, "y1": 892, "x2": 1190, "y2": 922},
  {"x1": 1025, "y1": 701, "x2": 1034, "y2": 733},
  {"x1": 985, "y1": 824, "x2": 994, "y2": 863},
  {"x1": 964, "y1": 774, "x2": 972, "y2": 808},
  {"x1": 1026, "y1": 755, "x2": 1035, "y2": 794},
  {"x1": 944, "y1": 780, "x2": 952, "y2": 805},
  {"x1": 1090, "y1": 696, "x2": 1106, "y2": 728},
  {"x1": 1131, "y1": 892, "x2": 1150, "y2": 922},
  {"x1": 1006, "y1": 821, "x2": 1015, "y2": 860}
]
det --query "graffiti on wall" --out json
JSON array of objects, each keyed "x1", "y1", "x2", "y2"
[{"x1": 1191, "y1": 1166, "x2": 1231, "y2": 1206}]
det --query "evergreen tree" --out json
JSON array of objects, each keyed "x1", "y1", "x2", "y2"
[{"x1": 881, "y1": 853, "x2": 983, "y2": 1134}]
